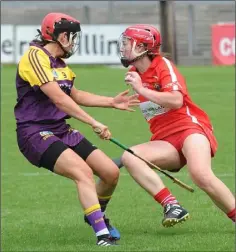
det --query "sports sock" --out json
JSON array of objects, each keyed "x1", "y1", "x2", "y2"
[
  {"x1": 227, "y1": 208, "x2": 235, "y2": 222},
  {"x1": 154, "y1": 187, "x2": 179, "y2": 207},
  {"x1": 84, "y1": 204, "x2": 109, "y2": 237},
  {"x1": 112, "y1": 157, "x2": 123, "y2": 169},
  {"x1": 98, "y1": 195, "x2": 112, "y2": 216}
]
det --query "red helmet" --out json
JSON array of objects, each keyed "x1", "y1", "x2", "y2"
[
  {"x1": 118, "y1": 24, "x2": 161, "y2": 67},
  {"x1": 41, "y1": 12, "x2": 81, "y2": 41},
  {"x1": 128, "y1": 24, "x2": 161, "y2": 53},
  {"x1": 38, "y1": 13, "x2": 81, "y2": 58}
]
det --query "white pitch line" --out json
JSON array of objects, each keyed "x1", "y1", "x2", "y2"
[
  {"x1": 1, "y1": 172, "x2": 234, "y2": 178},
  {"x1": 119, "y1": 173, "x2": 234, "y2": 178}
]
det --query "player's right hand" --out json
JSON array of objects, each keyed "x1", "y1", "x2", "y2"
[{"x1": 92, "y1": 121, "x2": 111, "y2": 140}]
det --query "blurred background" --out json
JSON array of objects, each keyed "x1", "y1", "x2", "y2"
[{"x1": 1, "y1": 0, "x2": 235, "y2": 66}]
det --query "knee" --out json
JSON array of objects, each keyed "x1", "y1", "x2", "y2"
[
  {"x1": 190, "y1": 170, "x2": 214, "y2": 190},
  {"x1": 110, "y1": 167, "x2": 119, "y2": 185},
  {"x1": 121, "y1": 149, "x2": 134, "y2": 167},
  {"x1": 103, "y1": 165, "x2": 120, "y2": 185},
  {"x1": 73, "y1": 164, "x2": 94, "y2": 185}
]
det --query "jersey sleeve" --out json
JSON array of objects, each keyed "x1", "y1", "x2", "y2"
[
  {"x1": 158, "y1": 58, "x2": 187, "y2": 95},
  {"x1": 70, "y1": 69, "x2": 76, "y2": 80},
  {"x1": 19, "y1": 49, "x2": 54, "y2": 87}
]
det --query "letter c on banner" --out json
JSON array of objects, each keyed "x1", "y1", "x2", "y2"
[{"x1": 219, "y1": 37, "x2": 235, "y2": 57}]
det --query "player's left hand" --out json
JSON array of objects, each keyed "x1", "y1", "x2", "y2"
[
  {"x1": 125, "y1": 72, "x2": 143, "y2": 93},
  {"x1": 112, "y1": 89, "x2": 139, "y2": 112}
]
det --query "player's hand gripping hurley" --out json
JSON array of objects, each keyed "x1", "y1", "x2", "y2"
[{"x1": 94, "y1": 128, "x2": 194, "y2": 193}]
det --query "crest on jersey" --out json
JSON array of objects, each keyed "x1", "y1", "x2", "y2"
[
  {"x1": 154, "y1": 83, "x2": 161, "y2": 91},
  {"x1": 52, "y1": 69, "x2": 59, "y2": 79},
  {"x1": 163, "y1": 81, "x2": 181, "y2": 91}
]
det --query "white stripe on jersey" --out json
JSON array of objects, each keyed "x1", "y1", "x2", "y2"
[
  {"x1": 186, "y1": 106, "x2": 199, "y2": 124},
  {"x1": 163, "y1": 57, "x2": 177, "y2": 82}
]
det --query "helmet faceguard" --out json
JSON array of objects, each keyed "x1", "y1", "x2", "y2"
[
  {"x1": 118, "y1": 25, "x2": 161, "y2": 67},
  {"x1": 39, "y1": 13, "x2": 81, "y2": 58},
  {"x1": 118, "y1": 34, "x2": 149, "y2": 67},
  {"x1": 52, "y1": 18, "x2": 81, "y2": 58}
]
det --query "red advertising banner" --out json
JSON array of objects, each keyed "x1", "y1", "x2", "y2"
[{"x1": 212, "y1": 23, "x2": 235, "y2": 65}]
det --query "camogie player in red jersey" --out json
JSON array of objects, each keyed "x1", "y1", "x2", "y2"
[{"x1": 114, "y1": 24, "x2": 235, "y2": 225}]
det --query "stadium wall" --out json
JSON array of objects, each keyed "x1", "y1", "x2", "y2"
[{"x1": 1, "y1": 1, "x2": 235, "y2": 65}]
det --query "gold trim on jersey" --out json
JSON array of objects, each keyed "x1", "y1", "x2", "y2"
[{"x1": 28, "y1": 49, "x2": 50, "y2": 83}]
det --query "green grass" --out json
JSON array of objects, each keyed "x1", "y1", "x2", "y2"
[{"x1": 1, "y1": 65, "x2": 235, "y2": 251}]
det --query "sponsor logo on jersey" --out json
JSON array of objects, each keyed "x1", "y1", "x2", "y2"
[
  {"x1": 39, "y1": 131, "x2": 54, "y2": 140},
  {"x1": 139, "y1": 101, "x2": 170, "y2": 121}
]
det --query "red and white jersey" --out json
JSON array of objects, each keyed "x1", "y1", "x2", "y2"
[{"x1": 130, "y1": 56, "x2": 214, "y2": 139}]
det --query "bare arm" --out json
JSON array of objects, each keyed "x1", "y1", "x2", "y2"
[
  {"x1": 125, "y1": 72, "x2": 183, "y2": 109},
  {"x1": 70, "y1": 86, "x2": 140, "y2": 111},
  {"x1": 138, "y1": 88, "x2": 183, "y2": 109},
  {"x1": 40, "y1": 82, "x2": 111, "y2": 139},
  {"x1": 70, "y1": 86, "x2": 114, "y2": 107},
  {"x1": 40, "y1": 82, "x2": 99, "y2": 125}
]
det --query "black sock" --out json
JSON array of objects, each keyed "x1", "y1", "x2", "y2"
[
  {"x1": 112, "y1": 157, "x2": 123, "y2": 169},
  {"x1": 98, "y1": 195, "x2": 111, "y2": 215}
]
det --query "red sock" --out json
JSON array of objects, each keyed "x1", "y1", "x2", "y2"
[
  {"x1": 227, "y1": 208, "x2": 235, "y2": 222},
  {"x1": 154, "y1": 187, "x2": 179, "y2": 207}
]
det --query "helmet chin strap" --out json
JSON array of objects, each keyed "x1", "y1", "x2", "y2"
[
  {"x1": 45, "y1": 30, "x2": 74, "y2": 59},
  {"x1": 56, "y1": 41, "x2": 72, "y2": 59},
  {"x1": 121, "y1": 51, "x2": 148, "y2": 68},
  {"x1": 56, "y1": 36, "x2": 74, "y2": 59}
]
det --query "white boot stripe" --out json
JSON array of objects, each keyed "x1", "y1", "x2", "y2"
[
  {"x1": 172, "y1": 210, "x2": 182, "y2": 215},
  {"x1": 98, "y1": 240, "x2": 105, "y2": 245},
  {"x1": 97, "y1": 240, "x2": 112, "y2": 246}
]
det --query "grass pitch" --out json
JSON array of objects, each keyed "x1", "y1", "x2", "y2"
[{"x1": 1, "y1": 64, "x2": 235, "y2": 251}]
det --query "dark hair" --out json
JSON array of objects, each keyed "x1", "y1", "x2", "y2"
[
  {"x1": 31, "y1": 38, "x2": 50, "y2": 46},
  {"x1": 148, "y1": 52, "x2": 172, "y2": 61},
  {"x1": 143, "y1": 44, "x2": 172, "y2": 61},
  {"x1": 31, "y1": 30, "x2": 50, "y2": 46}
]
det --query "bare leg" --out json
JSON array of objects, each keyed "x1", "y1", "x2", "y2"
[
  {"x1": 86, "y1": 149, "x2": 119, "y2": 198},
  {"x1": 182, "y1": 134, "x2": 235, "y2": 216},
  {"x1": 121, "y1": 141, "x2": 189, "y2": 227},
  {"x1": 121, "y1": 140, "x2": 182, "y2": 196},
  {"x1": 54, "y1": 149, "x2": 98, "y2": 209},
  {"x1": 53, "y1": 148, "x2": 113, "y2": 243},
  {"x1": 85, "y1": 149, "x2": 120, "y2": 239}
]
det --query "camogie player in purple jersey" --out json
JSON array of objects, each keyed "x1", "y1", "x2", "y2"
[{"x1": 14, "y1": 12, "x2": 139, "y2": 246}]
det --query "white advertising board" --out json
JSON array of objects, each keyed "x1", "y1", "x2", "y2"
[
  {"x1": 1, "y1": 25, "x2": 14, "y2": 63},
  {"x1": 1, "y1": 24, "x2": 160, "y2": 64}
]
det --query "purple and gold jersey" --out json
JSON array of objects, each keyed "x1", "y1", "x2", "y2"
[{"x1": 14, "y1": 42, "x2": 76, "y2": 124}]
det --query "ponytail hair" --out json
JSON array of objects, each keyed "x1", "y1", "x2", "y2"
[
  {"x1": 31, "y1": 29, "x2": 50, "y2": 46},
  {"x1": 146, "y1": 45, "x2": 172, "y2": 61}
]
